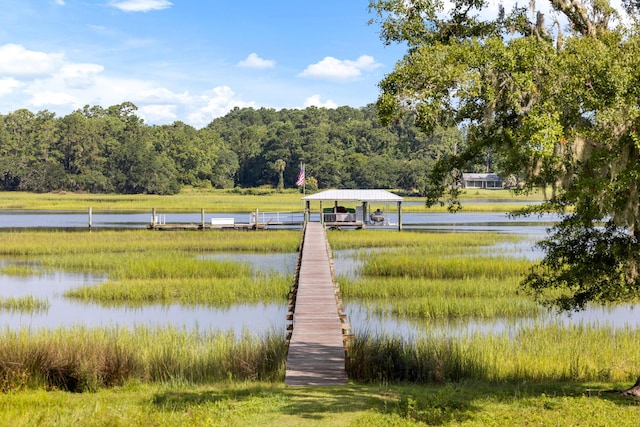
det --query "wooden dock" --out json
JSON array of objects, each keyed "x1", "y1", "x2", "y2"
[
  {"x1": 146, "y1": 222, "x2": 267, "y2": 231},
  {"x1": 285, "y1": 222, "x2": 350, "y2": 386},
  {"x1": 146, "y1": 209, "x2": 272, "y2": 231}
]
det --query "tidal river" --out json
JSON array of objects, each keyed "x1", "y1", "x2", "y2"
[{"x1": 0, "y1": 209, "x2": 638, "y2": 337}]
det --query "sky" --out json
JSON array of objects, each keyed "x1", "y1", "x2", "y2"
[{"x1": 0, "y1": 0, "x2": 406, "y2": 128}]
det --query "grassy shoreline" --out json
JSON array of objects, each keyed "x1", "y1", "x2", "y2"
[{"x1": 0, "y1": 188, "x2": 545, "y2": 213}]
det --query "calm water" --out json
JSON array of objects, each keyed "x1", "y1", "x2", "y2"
[
  {"x1": 0, "y1": 209, "x2": 559, "y2": 232},
  {"x1": 0, "y1": 267, "x2": 285, "y2": 333},
  {"x1": 0, "y1": 210, "x2": 638, "y2": 336}
]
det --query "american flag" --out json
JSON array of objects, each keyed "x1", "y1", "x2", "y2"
[{"x1": 296, "y1": 163, "x2": 305, "y2": 186}]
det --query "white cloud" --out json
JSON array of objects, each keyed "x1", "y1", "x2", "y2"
[
  {"x1": 7, "y1": 47, "x2": 251, "y2": 127},
  {"x1": 90, "y1": 76, "x2": 156, "y2": 106},
  {"x1": 299, "y1": 55, "x2": 381, "y2": 82},
  {"x1": 54, "y1": 0, "x2": 66, "y2": 5},
  {"x1": 134, "y1": 87, "x2": 189, "y2": 103},
  {"x1": 110, "y1": 0, "x2": 172, "y2": 12},
  {"x1": 29, "y1": 90, "x2": 78, "y2": 107},
  {"x1": 0, "y1": 78, "x2": 21, "y2": 96},
  {"x1": 139, "y1": 104, "x2": 177, "y2": 123},
  {"x1": 59, "y1": 63, "x2": 104, "y2": 89},
  {"x1": 0, "y1": 45, "x2": 256, "y2": 128},
  {"x1": 187, "y1": 86, "x2": 255, "y2": 128},
  {"x1": 303, "y1": 94, "x2": 337, "y2": 109},
  {"x1": 0, "y1": 44, "x2": 63, "y2": 78},
  {"x1": 237, "y1": 53, "x2": 276, "y2": 69}
]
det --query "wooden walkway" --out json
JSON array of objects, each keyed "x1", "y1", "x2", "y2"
[{"x1": 285, "y1": 222, "x2": 349, "y2": 386}]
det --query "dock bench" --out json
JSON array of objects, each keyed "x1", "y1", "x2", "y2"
[{"x1": 211, "y1": 218, "x2": 235, "y2": 226}]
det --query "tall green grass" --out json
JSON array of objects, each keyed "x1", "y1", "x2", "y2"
[
  {"x1": 0, "y1": 188, "x2": 308, "y2": 212},
  {"x1": 0, "y1": 295, "x2": 50, "y2": 313},
  {"x1": 0, "y1": 229, "x2": 299, "y2": 307},
  {"x1": 373, "y1": 295, "x2": 540, "y2": 320},
  {"x1": 0, "y1": 264, "x2": 38, "y2": 277},
  {"x1": 0, "y1": 326, "x2": 287, "y2": 392},
  {"x1": 0, "y1": 229, "x2": 301, "y2": 257},
  {"x1": 341, "y1": 276, "x2": 522, "y2": 300},
  {"x1": 341, "y1": 277, "x2": 541, "y2": 320},
  {"x1": 347, "y1": 323, "x2": 640, "y2": 384},
  {"x1": 334, "y1": 231, "x2": 535, "y2": 320},
  {"x1": 0, "y1": 187, "x2": 544, "y2": 212},
  {"x1": 327, "y1": 230, "x2": 521, "y2": 251},
  {"x1": 65, "y1": 276, "x2": 290, "y2": 306},
  {"x1": 361, "y1": 254, "x2": 531, "y2": 280}
]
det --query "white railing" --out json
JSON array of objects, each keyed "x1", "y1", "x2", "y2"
[
  {"x1": 152, "y1": 214, "x2": 166, "y2": 225},
  {"x1": 250, "y1": 211, "x2": 305, "y2": 225}
]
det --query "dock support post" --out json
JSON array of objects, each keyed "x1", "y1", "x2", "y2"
[
  {"x1": 88, "y1": 207, "x2": 92, "y2": 229},
  {"x1": 201, "y1": 208, "x2": 205, "y2": 229},
  {"x1": 305, "y1": 200, "x2": 310, "y2": 225},
  {"x1": 362, "y1": 201, "x2": 367, "y2": 229},
  {"x1": 152, "y1": 208, "x2": 157, "y2": 226}
]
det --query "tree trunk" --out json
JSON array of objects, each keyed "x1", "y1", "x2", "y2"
[{"x1": 619, "y1": 376, "x2": 640, "y2": 397}]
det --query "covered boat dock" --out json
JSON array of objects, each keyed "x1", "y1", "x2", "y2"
[{"x1": 302, "y1": 189, "x2": 404, "y2": 231}]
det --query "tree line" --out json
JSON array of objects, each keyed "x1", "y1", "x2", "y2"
[{"x1": 0, "y1": 102, "x2": 486, "y2": 195}]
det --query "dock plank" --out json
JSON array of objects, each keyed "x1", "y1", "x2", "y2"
[{"x1": 285, "y1": 222, "x2": 348, "y2": 386}]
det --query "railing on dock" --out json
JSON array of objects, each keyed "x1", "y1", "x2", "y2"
[{"x1": 250, "y1": 211, "x2": 305, "y2": 227}]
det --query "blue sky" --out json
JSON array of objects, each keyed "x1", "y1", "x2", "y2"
[{"x1": 0, "y1": 0, "x2": 405, "y2": 128}]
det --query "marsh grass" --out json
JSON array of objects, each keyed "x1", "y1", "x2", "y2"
[
  {"x1": 373, "y1": 295, "x2": 540, "y2": 320},
  {"x1": 0, "y1": 264, "x2": 38, "y2": 277},
  {"x1": 0, "y1": 229, "x2": 301, "y2": 257},
  {"x1": 0, "y1": 188, "x2": 312, "y2": 212},
  {"x1": 327, "y1": 230, "x2": 521, "y2": 251},
  {"x1": 0, "y1": 229, "x2": 300, "y2": 307},
  {"x1": 341, "y1": 276, "x2": 541, "y2": 320},
  {"x1": 347, "y1": 323, "x2": 640, "y2": 384},
  {"x1": 65, "y1": 276, "x2": 290, "y2": 306},
  {"x1": 0, "y1": 295, "x2": 50, "y2": 313},
  {"x1": 340, "y1": 276, "x2": 521, "y2": 300},
  {"x1": 338, "y1": 230, "x2": 639, "y2": 387},
  {"x1": 0, "y1": 326, "x2": 287, "y2": 392},
  {"x1": 334, "y1": 231, "x2": 535, "y2": 320},
  {"x1": 0, "y1": 228, "x2": 292, "y2": 393},
  {"x1": 361, "y1": 254, "x2": 531, "y2": 280},
  {"x1": 0, "y1": 187, "x2": 544, "y2": 212}
]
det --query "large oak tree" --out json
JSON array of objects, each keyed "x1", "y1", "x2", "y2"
[{"x1": 370, "y1": 0, "x2": 640, "y2": 395}]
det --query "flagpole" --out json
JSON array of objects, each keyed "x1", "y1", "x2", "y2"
[{"x1": 297, "y1": 162, "x2": 306, "y2": 195}]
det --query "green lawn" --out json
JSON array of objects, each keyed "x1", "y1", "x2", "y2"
[{"x1": 2, "y1": 381, "x2": 638, "y2": 426}]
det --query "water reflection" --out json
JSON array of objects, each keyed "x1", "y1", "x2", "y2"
[
  {"x1": 199, "y1": 252, "x2": 299, "y2": 276},
  {"x1": 0, "y1": 265, "x2": 285, "y2": 334},
  {"x1": 345, "y1": 304, "x2": 640, "y2": 340}
]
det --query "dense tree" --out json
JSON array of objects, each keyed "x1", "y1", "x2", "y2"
[
  {"x1": 0, "y1": 102, "x2": 466, "y2": 195},
  {"x1": 370, "y1": 0, "x2": 640, "y2": 394},
  {"x1": 274, "y1": 159, "x2": 286, "y2": 191},
  {"x1": 207, "y1": 104, "x2": 456, "y2": 191}
]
